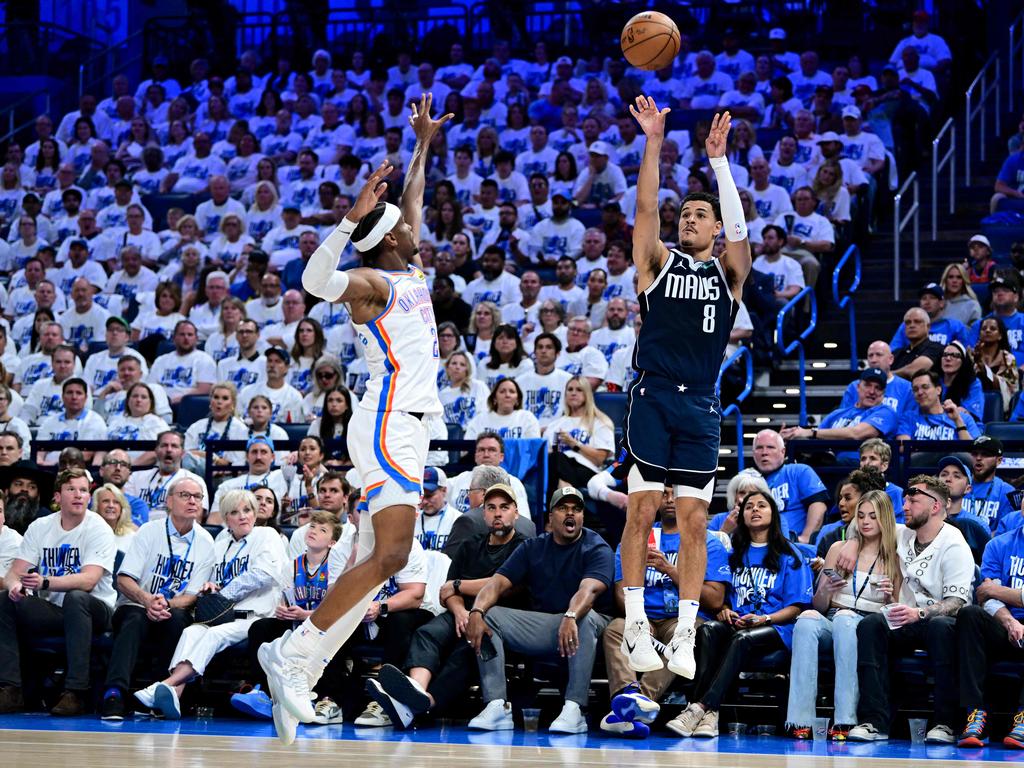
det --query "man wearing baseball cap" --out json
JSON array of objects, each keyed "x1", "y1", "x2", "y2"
[
  {"x1": 209, "y1": 435, "x2": 288, "y2": 523},
  {"x1": 970, "y1": 276, "x2": 1024, "y2": 367},
  {"x1": 575, "y1": 140, "x2": 626, "y2": 210},
  {"x1": 839, "y1": 104, "x2": 885, "y2": 175},
  {"x1": 889, "y1": 282, "x2": 970, "y2": 349},
  {"x1": 782, "y1": 367, "x2": 898, "y2": 462},
  {"x1": 936, "y1": 455, "x2": 991, "y2": 564},
  {"x1": 416, "y1": 467, "x2": 460, "y2": 552},
  {"x1": 466, "y1": 486, "x2": 614, "y2": 733},
  {"x1": 962, "y1": 436, "x2": 1016, "y2": 534},
  {"x1": 889, "y1": 10, "x2": 952, "y2": 74},
  {"x1": 966, "y1": 234, "x2": 995, "y2": 283}
]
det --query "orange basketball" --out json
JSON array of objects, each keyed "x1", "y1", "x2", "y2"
[{"x1": 620, "y1": 11, "x2": 680, "y2": 71}]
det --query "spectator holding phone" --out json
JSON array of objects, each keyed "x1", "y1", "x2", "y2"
[
  {"x1": 671, "y1": 490, "x2": 812, "y2": 738},
  {"x1": 786, "y1": 489, "x2": 901, "y2": 741}
]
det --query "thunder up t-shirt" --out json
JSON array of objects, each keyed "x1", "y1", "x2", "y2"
[
  {"x1": 981, "y1": 526, "x2": 1024, "y2": 620},
  {"x1": 764, "y1": 464, "x2": 829, "y2": 538},
  {"x1": 729, "y1": 542, "x2": 813, "y2": 648}
]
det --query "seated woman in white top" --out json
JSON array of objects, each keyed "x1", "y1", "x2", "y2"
[
  {"x1": 104, "y1": 382, "x2": 169, "y2": 466},
  {"x1": 0, "y1": 383, "x2": 31, "y2": 460},
  {"x1": 545, "y1": 375, "x2": 615, "y2": 490},
  {"x1": 135, "y1": 488, "x2": 286, "y2": 719},
  {"x1": 208, "y1": 215, "x2": 254, "y2": 277},
  {"x1": 92, "y1": 482, "x2": 138, "y2": 556},
  {"x1": 133, "y1": 281, "x2": 186, "y2": 342},
  {"x1": 287, "y1": 318, "x2": 326, "y2": 395},
  {"x1": 475, "y1": 324, "x2": 535, "y2": 391},
  {"x1": 785, "y1": 489, "x2": 901, "y2": 740},
  {"x1": 204, "y1": 297, "x2": 246, "y2": 364},
  {"x1": 184, "y1": 382, "x2": 249, "y2": 468},
  {"x1": 302, "y1": 355, "x2": 345, "y2": 419},
  {"x1": 464, "y1": 378, "x2": 541, "y2": 441},
  {"x1": 440, "y1": 350, "x2": 490, "y2": 430}
]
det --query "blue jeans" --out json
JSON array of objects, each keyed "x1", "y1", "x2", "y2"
[{"x1": 786, "y1": 610, "x2": 863, "y2": 726}]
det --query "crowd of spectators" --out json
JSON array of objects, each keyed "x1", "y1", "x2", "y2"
[{"x1": 0, "y1": 7, "x2": 1020, "y2": 751}]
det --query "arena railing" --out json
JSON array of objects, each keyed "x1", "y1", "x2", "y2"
[
  {"x1": 469, "y1": 1, "x2": 587, "y2": 51},
  {"x1": 892, "y1": 171, "x2": 919, "y2": 300},
  {"x1": 930, "y1": 118, "x2": 955, "y2": 241},
  {"x1": 0, "y1": 89, "x2": 51, "y2": 146},
  {"x1": 78, "y1": 28, "x2": 146, "y2": 101},
  {"x1": 831, "y1": 244, "x2": 861, "y2": 373},
  {"x1": 718, "y1": 345, "x2": 753, "y2": 472},
  {"x1": 775, "y1": 286, "x2": 817, "y2": 427},
  {"x1": 142, "y1": 13, "x2": 277, "y2": 69},
  {"x1": 1009, "y1": 10, "x2": 1024, "y2": 116},
  {"x1": 964, "y1": 52, "x2": 1000, "y2": 186}
]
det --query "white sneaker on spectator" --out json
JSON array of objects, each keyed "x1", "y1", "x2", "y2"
[
  {"x1": 133, "y1": 683, "x2": 159, "y2": 710},
  {"x1": 549, "y1": 700, "x2": 588, "y2": 733},
  {"x1": 692, "y1": 709, "x2": 719, "y2": 738},
  {"x1": 365, "y1": 678, "x2": 414, "y2": 729},
  {"x1": 666, "y1": 703, "x2": 705, "y2": 737},
  {"x1": 848, "y1": 723, "x2": 889, "y2": 741},
  {"x1": 312, "y1": 697, "x2": 344, "y2": 725},
  {"x1": 468, "y1": 700, "x2": 514, "y2": 730},
  {"x1": 258, "y1": 632, "x2": 316, "y2": 723},
  {"x1": 926, "y1": 724, "x2": 956, "y2": 744},
  {"x1": 152, "y1": 683, "x2": 180, "y2": 720},
  {"x1": 666, "y1": 625, "x2": 697, "y2": 679},
  {"x1": 621, "y1": 618, "x2": 663, "y2": 673},
  {"x1": 354, "y1": 701, "x2": 392, "y2": 727},
  {"x1": 272, "y1": 703, "x2": 298, "y2": 745}
]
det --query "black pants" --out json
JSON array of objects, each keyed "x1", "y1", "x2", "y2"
[
  {"x1": 692, "y1": 621, "x2": 785, "y2": 711},
  {"x1": 104, "y1": 604, "x2": 191, "y2": 691},
  {"x1": 957, "y1": 604, "x2": 1024, "y2": 710},
  {"x1": 405, "y1": 611, "x2": 481, "y2": 713},
  {"x1": 0, "y1": 590, "x2": 112, "y2": 691},
  {"x1": 317, "y1": 609, "x2": 435, "y2": 703},
  {"x1": 246, "y1": 618, "x2": 294, "y2": 689},
  {"x1": 856, "y1": 612, "x2": 957, "y2": 730},
  {"x1": 548, "y1": 453, "x2": 597, "y2": 499}
]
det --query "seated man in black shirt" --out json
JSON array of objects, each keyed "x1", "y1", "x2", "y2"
[
  {"x1": 365, "y1": 482, "x2": 527, "y2": 728},
  {"x1": 891, "y1": 307, "x2": 944, "y2": 380},
  {"x1": 465, "y1": 486, "x2": 614, "y2": 734}
]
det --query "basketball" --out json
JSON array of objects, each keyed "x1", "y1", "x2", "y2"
[{"x1": 620, "y1": 11, "x2": 680, "y2": 70}]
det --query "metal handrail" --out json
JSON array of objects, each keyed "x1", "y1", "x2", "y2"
[
  {"x1": 965, "y1": 53, "x2": 1001, "y2": 185},
  {"x1": 892, "y1": 172, "x2": 919, "y2": 301},
  {"x1": 718, "y1": 346, "x2": 754, "y2": 471},
  {"x1": 0, "y1": 91, "x2": 51, "y2": 146},
  {"x1": 78, "y1": 28, "x2": 145, "y2": 99},
  {"x1": 831, "y1": 245, "x2": 861, "y2": 372},
  {"x1": 1010, "y1": 10, "x2": 1024, "y2": 114},
  {"x1": 775, "y1": 287, "x2": 817, "y2": 426},
  {"x1": 930, "y1": 118, "x2": 955, "y2": 240}
]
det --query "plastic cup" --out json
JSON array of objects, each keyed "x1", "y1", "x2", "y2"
[
  {"x1": 726, "y1": 722, "x2": 747, "y2": 736},
  {"x1": 881, "y1": 604, "x2": 901, "y2": 630},
  {"x1": 813, "y1": 717, "x2": 830, "y2": 741},
  {"x1": 755, "y1": 724, "x2": 777, "y2": 736},
  {"x1": 522, "y1": 708, "x2": 541, "y2": 732},
  {"x1": 908, "y1": 718, "x2": 927, "y2": 743}
]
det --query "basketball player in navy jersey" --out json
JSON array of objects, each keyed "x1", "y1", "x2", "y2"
[{"x1": 618, "y1": 99, "x2": 750, "y2": 679}]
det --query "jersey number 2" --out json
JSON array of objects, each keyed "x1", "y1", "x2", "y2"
[{"x1": 702, "y1": 304, "x2": 716, "y2": 333}]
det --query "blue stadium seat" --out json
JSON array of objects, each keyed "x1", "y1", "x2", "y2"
[
  {"x1": 983, "y1": 391, "x2": 1004, "y2": 423},
  {"x1": 176, "y1": 394, "x2": 210, "y2": 428},
  {"x1": 572, "y1": 208, "x2": 602, "y2": 229},
  {"x1": 278, "y1": 422, "x2": 310, "y2": 445},
  {"x1": 983, "y1": 421, "x2": 1024, "y2": 441},
  {"x1": 141, "y1": 192, "x2": 200, "y2": 226},
  {"x1": 595, "y1": 392, "x2": 626, "y2": 434}
]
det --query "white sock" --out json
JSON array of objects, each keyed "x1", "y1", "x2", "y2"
[
  {"x1": 676, "y1": 600, "x2": 699, "y2": 633},
  {"x1": 624, "y1": 587, "x2": 647, "y2": 625}
]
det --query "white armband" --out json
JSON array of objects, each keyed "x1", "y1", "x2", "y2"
[
  {"x1": 710, "y1": 156, "x2": 748, "y2": 243},
  {"x1": 302, "y1": 219, "x2": 356, "y2": 301},
  {"x1": 983, "y1": 598, "x2": 1006, "y2": 617}
]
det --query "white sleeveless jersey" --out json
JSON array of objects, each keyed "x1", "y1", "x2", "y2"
[{"x1": 351, "y1": 267, "x2": 442, "y2": 415}]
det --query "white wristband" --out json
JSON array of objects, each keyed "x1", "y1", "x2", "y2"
[{"x1": 710, "y1": 156, "x2": 748, "y2": 243}]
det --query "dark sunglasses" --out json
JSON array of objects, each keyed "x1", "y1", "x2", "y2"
[{"x1": 905, "y1": 487, "x2": 939, "y2": 504}]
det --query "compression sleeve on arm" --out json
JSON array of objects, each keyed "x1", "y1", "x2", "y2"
[
  {"x1": 587, "y1": 469, "x2": 617, "y2": 503},
  {"x1": 710, "y1": 156, "x2": 748, "y2": 242},
  {"x1": 302, "y1": 218, "x2": 356, "y2": 301}
]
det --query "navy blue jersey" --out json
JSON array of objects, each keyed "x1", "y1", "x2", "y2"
[{"x1": 633, "y1": 249, "x2": 737, "y2": 387}]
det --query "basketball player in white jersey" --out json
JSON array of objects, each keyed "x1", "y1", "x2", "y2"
[{"x1": 259, "y1": 94, "x2": 453, "y2": 744}]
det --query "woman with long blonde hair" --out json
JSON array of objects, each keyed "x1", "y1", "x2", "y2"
[
  {"x1": 812, "y1": 161, "x2": 850, "y2": 226},
  {"x1": 439, "y1": 350, "x2": 489, "y2": 430},
  {"x1": 785, "y1": 489, "x2": 901, "y2": 741},
  {"x1": 545, "y1": 376, "x2": 615, "y2": 491},
  {"x1": 92, "y1": 482, "x2": 138, "y2": 553},
  {"x1": 940, "y1": 262, "x2": 981, "y2": 327}
]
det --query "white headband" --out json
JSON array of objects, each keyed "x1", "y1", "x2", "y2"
[{"x1": 353, "y1": 203, "x2": 401, "y2": 252}]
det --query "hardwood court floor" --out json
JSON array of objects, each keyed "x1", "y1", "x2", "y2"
[{"x1": 0, "y1": 715, "x2": 1016, "y2": 768}]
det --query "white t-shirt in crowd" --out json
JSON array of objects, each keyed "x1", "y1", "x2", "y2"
[
  {"x1": 149, "y1": 349, "x2": 218, "y2": 400},
  {"x1": 123, "y1": 467, "x2": 209, "y2": 518},
  {"x1": 895, "y1": 523, "x2": 974, "y2": 608},
  {"x1": 446, "y1": 469, "x2": 530, "y2": 519},
  {"x1": 0, "y1": 525, "x2": 24, "y2": 576},
  {"x1": 558, "y1": 346, "x2": 609, "y2": 381},
  {"x1": 545, "y1": 414, "x2": 616, "y2": 473},
  {"x1": 16, "y1": 511, "x2": 116, "y2": 608},
  {"x1": 116, "y1": 518, "x2": 216, "y2": 608},
  {"x1": 753, "y1": 253, "x2": 806, "y2": 293},
  {"x1": 210, "y1": 526, "x2": 287, "y2": 616},
  {"x1": 464, "y1": 409, "x2": 541, "y2": 441},
  {"x1": 239, "y1": 381, "x2": 308, "y2": 423}
]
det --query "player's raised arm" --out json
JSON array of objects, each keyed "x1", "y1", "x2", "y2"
[
  {"x1": 302, "y1": 161, "x2": 393, "y2": 303},
  {"x1": 403, "y1": 93, "x2": 454, "y2": 268},
  {"x1": 629, "y1": 96, "x2": 671, "y2": 286},
  {"x1": 706, "y1": 111, "x2": 751, "y2": 297}
]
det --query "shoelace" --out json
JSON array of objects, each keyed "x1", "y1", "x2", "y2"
[
  {"x1": 366, "y1": 702, "x2": 384, "y2": 716},
  {"x1": 282, "y1": 657, "x2": 315, "y2": 701},
  {"x1": 964, "y1": 709, "x2": 987, "y2": 735},
  {"x1": 1011, "y1": 711, "x2": 1024, "y2": 733}
]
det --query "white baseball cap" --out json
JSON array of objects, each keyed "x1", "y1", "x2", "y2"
[
  {"x1": 816, "y1": 131, "x2": 842, "y2": 144},
  {"x1": 969, "y1": 234, "x2": 992, "y2": 248},
  {"x1": 588, "y1": 140, "x2": 612, "y2": 157},
  {"x1": 769, "y1": 28, "x2": 787, "y2": 40},
  {"x1": 841, "y1": 105, "x2": 862, "y2": 119}
]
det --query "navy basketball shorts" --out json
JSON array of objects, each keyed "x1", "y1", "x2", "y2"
[{"x1": 619, "y1": 372, "x2": 721, "y2": 501}]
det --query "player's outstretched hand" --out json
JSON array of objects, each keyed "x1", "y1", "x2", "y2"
[
  {"x1": 629, "y1": 95, "x2": 670, "y2": 139},
  {"x1": 348, "y1": 160, "x2": 393, "y2": 221},
  {"x1": 409, "y1": 92, "x2": 455, "y2": 142},
  {"x1": 706, "y1": 111, "x2": 732, "y2": 159}
]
